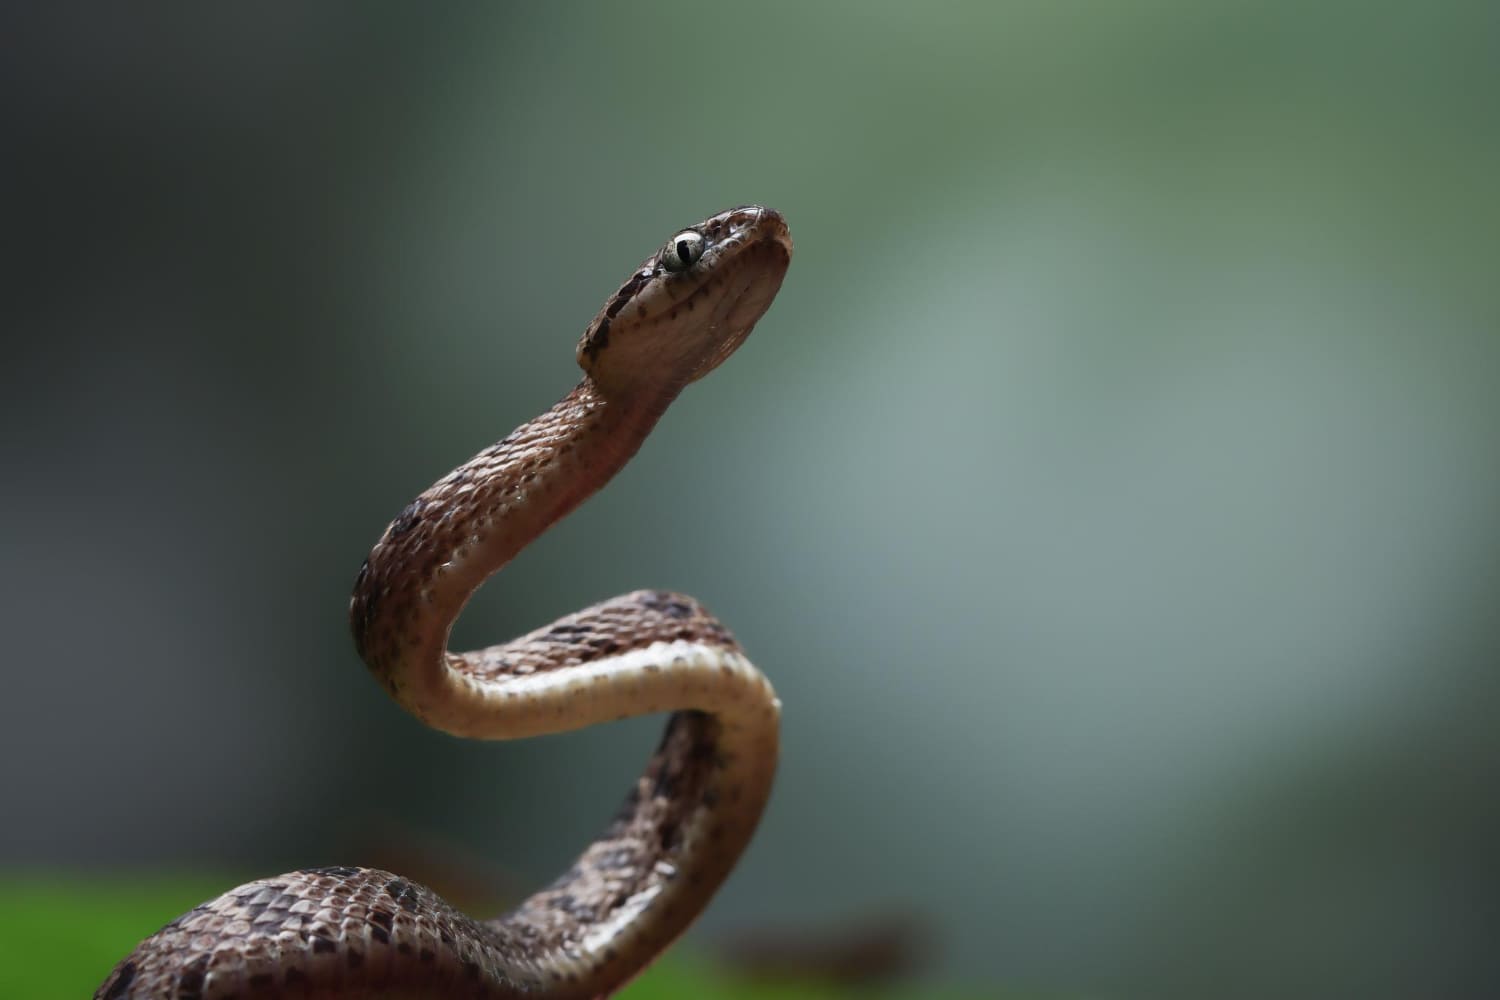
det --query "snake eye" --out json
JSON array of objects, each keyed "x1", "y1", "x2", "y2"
[{"x1": 660, "y1": 230, "x2": 705, "y2": 273}]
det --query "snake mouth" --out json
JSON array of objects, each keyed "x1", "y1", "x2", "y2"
[
  {"x1": 710, "y1": 206, "x2": 793, "y2": 277},
  {"x1": 703, "y1": 207, "x2": 792, "y2": 317},
  {"x1": 680, "y1": 215, "x2": 790, "y2": 382},
  {"x1": 721, "y1": 234, "x2": 790, "y2": 327}
]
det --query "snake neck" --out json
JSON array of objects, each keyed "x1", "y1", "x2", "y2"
[{"x1": 349, "y1": 377, "x2": 676, "y2": 719}]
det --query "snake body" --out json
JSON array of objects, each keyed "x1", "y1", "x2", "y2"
[{"x1": 98, "y1": 205, "x2": 792, "y2": 999}]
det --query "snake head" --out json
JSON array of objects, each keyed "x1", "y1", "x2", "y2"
[{"x1": 577, "y1": 205, "x2": 792, "y2": 397}]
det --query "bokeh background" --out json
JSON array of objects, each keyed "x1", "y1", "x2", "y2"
[{"x1": 4, "y1": 3, "x2": 1497, "y2": 997}]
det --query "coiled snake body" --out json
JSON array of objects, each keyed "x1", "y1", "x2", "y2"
[{"x1": 98, "y1": 206, "x2": 793, "y2": 999}]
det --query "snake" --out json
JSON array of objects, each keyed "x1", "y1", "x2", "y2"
[{"x1": 97, "y1": 205, "x2": 792, "y2": 999}]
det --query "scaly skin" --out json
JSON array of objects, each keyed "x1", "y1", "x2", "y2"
[{"x1": 98, "y1": 206, "x2": 793, "y2": 999}]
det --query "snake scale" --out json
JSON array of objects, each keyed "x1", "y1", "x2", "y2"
[{"x1": 98, "y1": 205, "x2": 793, "y2": 999}]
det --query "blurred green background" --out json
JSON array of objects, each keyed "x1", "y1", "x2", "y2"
[{"x1": 3, "y1": 3, "x2": 1497, "y2": 997}]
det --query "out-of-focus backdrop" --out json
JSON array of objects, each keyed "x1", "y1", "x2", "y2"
[{"x1": 3, "y1": 3, "x2": 1497, "y2": 997}]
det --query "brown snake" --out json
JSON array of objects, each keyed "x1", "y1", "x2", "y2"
[{"x1": 98, "y1": 205, "x2": 792, "y2": 999}]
